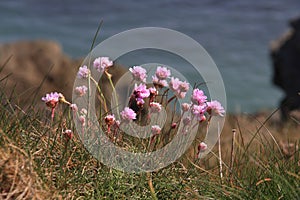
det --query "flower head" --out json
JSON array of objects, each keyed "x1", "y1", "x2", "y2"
[
  {"x1": 104, "y1": 114, "x2": 115, "y2": 126},
  {"x1": 149, "y1": 87, "x2": 158, "y2": 102},
  {"x1": 80, "y1": 108, "x2": 87, "y2": 116},
  {"x1": 151, "y1": 125, "x2": 161, "y2": 135},
  {"x1": 149, "y1": 87, "x2": 157, "y2": 96},
  {"x1": 64, "y1": 129, "x2": 73, "y2": 140},
  {"x1": 181, "y1": 103, "x2": 191, "y2": 112},
  {"x1": 150, "y1": 102, "x2": 162, "y2": 113},
  {"x1": 169, "y1": 77, "x2": 181, "y2": 92},
  {"x1": 93, "y1": 57, "x2": 113, "y2": 72},
  {"x1": 129, "y1": 66, "x2": 147, "y2": 82},
  {"x1": 169, "y1": 77, "x2": 189, "y2": 99},
  {"x1": 155, "y1": 66, "x2": 171, "y2": 80},
  {"x1": 191, "y1": 104, "x2": 207, "y2": 122},
  {"x1": 42, "y1": 92, "x2": 61, "y2": 108},
  {"x1": 75, "y1": 85, "x2": 88, "y2": 97},
  {"x1": 171, "y1": 122, "x2": 177, "y2": 129},
  {"x1": 206, "y1": 100, "x2": 225, "y2": 117},
  {"x1": 70, "y1": 104, "x2": 78, "y2": 112},
  {"x1": 136, "y1": 98, "x2": 145, "y2": 106},
  {"x1": 177, "y1": 92, "x2": 187, "y2": 99},
  {"x1": 179, "y1": 81, "x2": 189, "y2": 92},
  {"x1": 79, "y1": 115, "x2": 86, "y2": 126},
  {"x1": 134, "y1": 83, "x2": 150, "y2": 99},
  {"x1": 77, "y1": 65, "x2": 90, "y2": 79},
  {"x1": 191, "y1": 88, "x2": 207, "y2": 105},
  {"x1": 198, "y1": 142, "x2": 208, "y2": 152},
  {"x1": 152, "y1": 75, "x2": 168, "y2": 87},
  {"x1": 120, "y1": 107, "x2": 136, "y2": 123},
  {"x1": 115, "y1": 120, "x2": 121, "y2": 126}
]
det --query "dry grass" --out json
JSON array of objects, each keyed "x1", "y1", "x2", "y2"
[
  {"x1": 0, "y1": 100, "x2": 299, "y2": 199},
  {"x1": 0, "y1": 130, "x2": 58, "y2": 200}
]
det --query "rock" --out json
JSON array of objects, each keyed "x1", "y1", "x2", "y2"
[
  {"x1": 0, "y1": 40, "x2": 81, "y2": 106},
  {"x1": 270, "y1": 17, "x2": 300, "y2": 120},
  {"x1": 0, "y1": 40, "x2": 127, "y2": 108}
]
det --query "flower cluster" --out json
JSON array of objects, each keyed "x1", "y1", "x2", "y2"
[
  {"x1": 77, "y1": 57, "x2": 113, "y2": 79},
  {"x1": 64, "y1": 129, "x2": 73, "y2": 140},
  {"x1": 42, "y1": 57, "x2": 225, "y2": 159},
  {"x1": 77, "y1": 65, "x2": 90, "y2": 79},
  {"x1": 42, "y1": 92, "x2": 71, "y2": 120},
  {"x1": 93, "y1": 57, "x2": 113, "y2": 72},
  {"x1": 152, "y1": 66, "x2": 170, "y2": 87},
  {"x1": 126, "y1": 65, "x2": 225, "y2": 123},
  {"x1": 207, "y1": 100, "x2": 225, "y2": 117},
  {"x1": 75, "y1": 85, "x2": 88, "y2": 97},
  {"x1": 169, "y1": 77, "x2": 189, "y2": 99},
  {"x1": 79, "y1": 108, "x2": 87, "y2": 127},
  {"x1": 191, "y1": 88, "x2": 207, "y2": 105},
  {"x1": 129, "y1": 66, "x2": 147, "y2": 83},
  {"x1": 42, "y1": 92, "x2": 61, "y2": 108},
  {"x1": 188, "y1": 88, "x2": 225, "y2": 121},
  {"x1": 149, "y1": 102, "x2": 162, "y2": 113},
  {"x1": 120, "y1": 107, "x2": 137, "y2": 123}
]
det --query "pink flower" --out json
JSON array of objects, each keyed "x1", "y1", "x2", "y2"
[
  {"x1": 136, "y1": 98, "x2": 145, "y2": 106},
  {"x1": 155, "y1": 66, "x2": 171, "y2": 80},
  {"x1": 179, "y1": 81, "x2": 189, "y2": 92},
  {"x1": 198, "y1": 142, "x2": 208, "y2": 152},
  {"x1": 75, "y1": 85, "x2": 88, "y2": 96},
  {"x1": 64, "y1": 129, "x2": 73, "y2": 140},
  {"x1": 80, "y1": 108, "x2": 87, "y2": 116},
  {"x1": 191, "y1": 104, "x2": 207, "y2": 121},
  {"x1": 206, "y1": 100, "x2": 225, "y2": 117},
  {"x1": 77, "y1": 65, "x2": 90, "y2": 79},
  {"x1": 152, "y1": 75, "x2": 168, "y2": 87},
  {"x1": 191, "y1": 88, "x2": 207, "y2": 105},
  {"x1": 93, "y1": 57, "x2": 113, "y2": 72},
  {"x1": 149, "y1": 87, "x2": 158, "y2": 102},
  {"x1": 134, "y1": 83, "x2": 150, "y2": 99},
  {"x1": 169, "y1": 77, "x2": 181, "y2": 92},
  {"x1": 129, "y1": 66, "x2": 147, "y2": 82},
  {"x1": 149, "y1": 87, "x2": 157, "y2": 96},
  {"x1": 79, "y1": 115, "x2": 86, "y2": 126},
  {"x1": 151, "y1": 125, "x2": 161, "y2": 135},
  {"x1": 150, "y1": 102, "x2": 162, "y2": 113},
  {"x1": 42, "y1": 92, "x2": 61, "y2": 108},
  {"x1": 169, "y1": 77, "x2": 189, "y2": 99},
  {"x1": 177, "y1": 92, "x2": 187, "y2": 99},
  {"x1": 120, "y1": 107, "x2": 136, "y2": 123},
  {"x1": 104, "y1": 114, "x2": 115, "y2": 128},
  {"x1": 200, "y1": 115, "x2": 206, "y2": 122},
  {"x1": 181, "y1": 103, "x2": 190, "y2": 112},
  {"x1": 70, "y1": 104, "x2": 78, "y2": 112},
  {"x1": 171, "y1": 123, "x2": 177, "y2": 129}
]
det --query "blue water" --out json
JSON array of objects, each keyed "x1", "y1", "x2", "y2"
[{"x1": 1, "y1": 0, "x2": 299, "y2": 113}]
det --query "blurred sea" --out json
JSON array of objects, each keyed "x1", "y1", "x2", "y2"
[{"x1": 0, "y1": 0, "x2": 299, "y2": 113}]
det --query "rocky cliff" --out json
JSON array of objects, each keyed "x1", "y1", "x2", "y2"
[
  {"x1": 270, "y1": 17, "x2": 300, "y2": 120},
  {"x1": 0, "y1": 40, "x2": 126, "y2": 107},
  {"x1": 0, "y1": 40, "x2": 80, "y2": 105}
]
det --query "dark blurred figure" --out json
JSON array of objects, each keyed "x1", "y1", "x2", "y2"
[{"x1": 271, "y1": 17, "x2": 300, "y2": 121}]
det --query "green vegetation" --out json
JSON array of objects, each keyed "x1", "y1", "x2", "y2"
[{"x1": 0, "y1": 83, "x2": 299, "y2": 199}]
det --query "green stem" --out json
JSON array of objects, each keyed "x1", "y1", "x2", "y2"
[
  {"x1": 90, "y1": 76, "x2": 108, "y2": 113},
  {"x1": 147, "y1": 172, "x2": 158, "y2": 200},
  {"x1": 105, "y1": 71, "x2": 120, "y2": 119}
]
